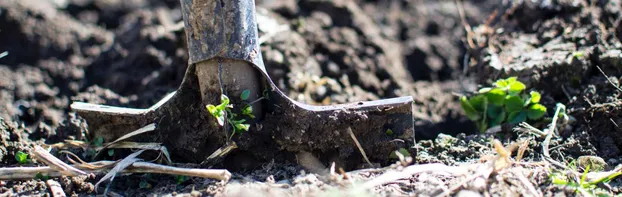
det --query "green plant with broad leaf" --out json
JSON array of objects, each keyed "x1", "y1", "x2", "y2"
[
  {"x1": 206, "y1": 90, "x2": 259, "y2": 139},
  {"x1": 15, "y1": 151, "x2": 29, "y2": 164},
  {"x1": 460, "y1": 77, "x2": 547, "y2": 132}
]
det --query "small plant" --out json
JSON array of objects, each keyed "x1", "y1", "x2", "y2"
[
  {"x1": 139, "y1": 180, "x2": 152, "y2": 189},
  {"x1": 34, "y1": 172, "x2": 50, "y2": 181},
  {"x1": 206, "y1": 90, "x2": 258, "y2": 139},
  {"x1": 15, "y1": 151, "x2": 29, "y2": 164},
  {"x1": 389, "y1": 148, "x2": 411, "y2": 159},
  {"x1": 175, "y1": 175, "x2": 190, "y2": 185},
  {"x1": 460, "y1": 77, "x2": 547, "y2": 132},
  {"x1": 550, "y1": 165, "x2": 620, "y2": 196}
]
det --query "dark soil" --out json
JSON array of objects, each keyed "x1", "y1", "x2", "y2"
[{"x1": 1, "y1": 0, "x2": 621, "y2": 196}]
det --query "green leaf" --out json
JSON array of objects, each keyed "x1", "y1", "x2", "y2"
[
  {"x1": 242, "y1": 105, "x2": 254, "y2": 118},
  {"x1": 175, "y1": 175, "x2": 190, "y2": 184},
  {"x1": 527, "y1": 104, "x2": 547, "y2": 120},
  {"x1": 529, "y1": 91, "x2": 541, "y2": 103},
  {"x1": 221, "y1": 94, "x2": 230, "y2": 105},
  {"x1": 107, "y1": 149, "x2": 115, "y2": 157},
  {"x1": 478, "y1": 87, "x2": 492, "y2": 93},
  {"x1": 385, "y1": 129, "x2": 393, "y2": 135},
  {"x1": 469, "y1": 95, "x2": 487, "y2": 112},
  {"x1": 235, "y1": 123, "x2": 250, "y2": 133},
  {"x1": 508, "y1": 81, "x2": 526, "y2": 96},
  {"x1": 507, "y1": 111, "x2": 527, "y2": 124},
  {"x1": 207, "y1": 104, "x2": 226, "y2": 126},
  {"x1": 389, "y1": 148, "x2": 411, "y2": 159},
  {"x1": 489, "y1": 110, "x2": 506, "y2": 127},
  {"x1": 504, "y1": 95, "x2": 524, "y2": 112},
  {"x1": 494, "y1": 78, "x2": 510, "y2": 88},
  {"x1": 139, "y1": 180, "x2": 151, "y2": 189},
  {"x1": 15, "y1": 151, "x2": 28, "y2": 164},
  {"x1": 215, "y1": 113, "x2": 225, "y2": 126},
  {"x1": 206, "y1": 104, "x2": 218, "y2": 114},
  {"x1": 0, "y1": 51, "x2": 7, "y2": 59},
  {"x1": 240, "y1": 90, "x2": 251, "y2": 100},
  {"x1": 460, "y1": 96, "x2": 481, "y2": 121},
  {"x1": 486, "y1": 105, "x2": 506, "y2": 127},
  {"x1": 485, "y1": 88, "x2": 506, "y2": 106},
  {"x1": 93, "y1": 136, "x2": 104, "y2": 147},
  {"x1": 35, "y1": 173, "x2": 50, "y2": 181}
]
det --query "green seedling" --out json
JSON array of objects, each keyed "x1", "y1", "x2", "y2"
[
  {"x1": 139, "y1": 180, "x2": 152, "y2": 189},
  {"x1": 460, "y1": 77, "x2": 547, "y2": 132},
  {"x1": 240, "y1": 89, "x2": 251, "y2": 101},
  {"x1": 206, "y1": 90, "x2": 259, "y2": 139},
  {"x1": 108, "y1": 149, "x2": 115, "y2": 157},
  {"x1": 15, "y1": 151, "x2": 29, "y2": 164},
  {"x1": 550, "y1": 165, "x2": 620, "y2": 196},
  {"x1": 35, "y1": 172, "x2": 50, "y2": 181},
  {"x1": 93, "y1": 136, "x2": 104, "y2": 147},
  {"x1": 175, "y1": 175, "x2": 190, "y2": 185},
  {"x1": 389, "y1": 148, "x2": 411, "y2": 159}
]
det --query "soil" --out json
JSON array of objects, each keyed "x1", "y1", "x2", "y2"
[{"x1": 0, "y1": 0, "x2": 621, "y2": 196}]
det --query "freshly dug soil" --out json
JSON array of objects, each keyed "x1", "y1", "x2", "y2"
[{"x1": 1, "y1": 0, "x2": 621, "y2": 196}]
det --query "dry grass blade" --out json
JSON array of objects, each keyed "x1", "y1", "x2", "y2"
[
  {"x1": 102, "y1": 123, "x2": 156, "y2": 149},
  {"x1": 347, "y1": 127, "x2": 373, "y2": 167},
  {"x1": 47, "y1": 140, "x2": 89, "y2": 150},
  {"x1": 596, "y1": 65, "x2": 622, "y2": 92},
  {"x1": 362, "y1": 163, "x2": 466, "y2": 189},
  {"x1": 96, "y1": 142, "x2": 162, "y2": 152},
  {"x1": 96, "y1": 142, "x2": 172, "y2": 164},
  {"x1": 203, "y1": 142, "x2": 238, "y2": 163},
  {"x1": 516, "y1": 139, "x2": 530, "y2": 162},
  {"x1": 95, "y1": 150, "x2": 145, "y2": 193},
  {"x1": 33, "y1": 146, "x2": 86, "y2": 176}
]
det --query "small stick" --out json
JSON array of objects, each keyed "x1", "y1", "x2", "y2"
[
  {"x1": 33, "y1": 146, "x2": 86, "y2": 176},
  {"x1": 0, "y1": 161, "x2": 231, "y2": 181},
  {"x1": 347, "y1": 127, "x2": 372, "y2": 167},
  {"x1": 596, "y1": 65, "x2": 622, "y2": 92}
]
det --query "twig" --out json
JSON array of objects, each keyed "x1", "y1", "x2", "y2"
[
  {"x1": 596, "y1": 65, "x2": 622, "y2": 93},
  {"x1": 516, "y1": 122, "x2": 546, "y2": 137},
  {"x1": 0, "y1": 161, "x2": 231, "y2": 181},
  {"x1": 33, "y1": 146, "x2": 86, "y2": 176},
  {"x1": 455, "y1": 0, "x2": 476, "y2": 49},
  {"x1": 347, "y1": 127, "x2": 373, "y2": 167}
]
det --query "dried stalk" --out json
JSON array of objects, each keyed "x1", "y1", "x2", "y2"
[{"x1": 0, "y1": 161, "x2": 231, "y2": 181}]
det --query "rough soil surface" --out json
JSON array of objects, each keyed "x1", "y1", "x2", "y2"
[{"x1": 1, "y1": 0, "x2": 622, "y2": 196}]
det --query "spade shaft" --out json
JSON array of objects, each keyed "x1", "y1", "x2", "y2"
[{"x1": 71, "y1": 0, "x2": 415, "y2": 165}]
